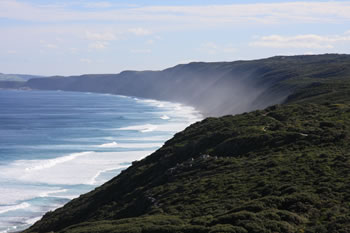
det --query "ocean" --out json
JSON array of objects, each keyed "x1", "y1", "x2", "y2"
[{"x1": 0, "y1": 90, "x2": 202, "y2": 232}]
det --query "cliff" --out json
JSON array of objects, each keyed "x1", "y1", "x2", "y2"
[
  {"x1": 5, "y1": 54, "x2": 349, "y2": 116},
  {"x1": 23, "y1": 54, "x2": 350, "y2": 233}
]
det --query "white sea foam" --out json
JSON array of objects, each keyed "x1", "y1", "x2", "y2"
[
  {"x1": 97, "y1": 142, "x2": 162, "y2": 149},
  {"x1": 118, "y1": 124, "x2": 158, "y2": 133},
  {"x1": 89, "y1": 166, "x2": 129, "y2": 185},
  {"x1": 135, "y1": 98, "x2": 170, "y2": 109},
  {"x1": 61, "y1": 135, "x2": 169, "y2": 143},
  {"x1": 117, "y1": 122, "x2": 195, "y2": 133},
  {"x1": 98, "y1": 141, "x2": 119, "y2": 148},
  {"x1": 0, "y1": 202, "x2": 30, "y2": 214},
  {"x1": 39, "y1": 189, "x2": 68, "y2": 198},
  {"x1": 0, "y1": 186, "x2": 64, "y2": 205},
  {"x1": 160, "y1": 115, "x2": 170, "y2": 120},
  {"x1": 25, "y1": 151, "x2": 93, "y2": 171},
  {"x1": 0, "y1": 93, "x2": 203, "y2": 231},
  {"x1": 117, "y1": 95, "x2": 128, "y2": 98},
  {"x1": 114, "y1": 135, "x2": 170, "y2": 141},
  {"x1": 118, "y1": 143, "x2": 162, "y2": 148},
  {"x1": 25, "y1": 216, "x2": 41, "y2": 225},
  {"x1": 0, "y1": 151, "x2": 152, "y2": 185},
  {"x1": 52, "y1": 195, "x2": 79, "y2": 200}
]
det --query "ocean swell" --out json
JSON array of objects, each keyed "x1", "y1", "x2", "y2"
[{"x1": 0, "y1": 90, "x2": 202, "y2": 232}]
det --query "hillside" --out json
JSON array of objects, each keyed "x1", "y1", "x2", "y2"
[
  {"x1": 24, "y1": 55, "x2": 350, "y2": 233},
  {"x1": 0, "y1": 73, "x2": 42, "y2": 82},
  {"x1": 3, "y1": 54, "x2": 350, "y2": 116}
]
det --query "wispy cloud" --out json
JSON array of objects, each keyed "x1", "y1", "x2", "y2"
[
  {"x1": 130, "y1": 49, "x2": 152, "y2": 54},
  {"x1": 84, "y1": 31, "x2": 118, "y2": 49},
  {"x1": 146, "y1": 39, "x2": 154, "y2": 45},
  {"x1": 89, "y1": 41, "x2": 108, "y2": 49},
  {"x1": 128, "y1": 28, "x2": 152, "y2": 36},
  {"x1": 250, "y1": 32, "x2": 350, "y2": 49},
  {"x1": 2, "y1": 1, "x2": 350, "y2": 76},
  {"x1": 45, "y1": 44, "x2": 58, "y2": 49},
  {"x1": 199, "y1": 42, "x2": 236, "y2": 54},
  {"x1": 83, "y1": 2, "x2": 113, "y2": 9},
  {"x1": 40, "y1": 40, "x2": 58, "y2": 49},
  {"x1": 1, "y1": 1, "x2": 350, "y2": 25},
  {"x1": 85, "y1": 31, "x2": 117, "y2": 41}
]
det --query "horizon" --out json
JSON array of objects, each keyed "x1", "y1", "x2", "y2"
[
  {"x1": 1, "y1": 0, "x2": 350, "y2": 76},
  {"x1": 2, "y1": 52, "x2": 348, "y2": 77}
]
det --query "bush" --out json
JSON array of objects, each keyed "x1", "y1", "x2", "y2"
[{"x1": 209, "y1": 224, "x2": 248, "y2": 233}]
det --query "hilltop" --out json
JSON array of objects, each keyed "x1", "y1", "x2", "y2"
[{"x1": 3, "y1": 54, "x2": 350, "y2": 116}]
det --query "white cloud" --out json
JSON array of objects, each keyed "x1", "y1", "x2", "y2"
[
  {"x1": 89, "y1": 41, "x2": 108, "y2": 49},
  {"x1": 85, "y1": 31, "x2": 117, "y2": 41},
  {"x1": 45, "y1": 43, "x2": 58, "y2": 49},
  {"x1": 199, "y1": 42, "x2": 236, "y2": 54},
  {"x1": 3, "y1": 1, "x2": 350, "y2": 25},
  {"x1": 84, "y1": 31, "x2": 118, "y2": 49},
  {"x1": 145, "y1": 36, "x2": 162, "y2": 45},
  {"x1": 83, "y1": 2, "x2": 113, "y2": 9},
  {"x1": 39, "y1": 40, "x2": 58, "y2": 49},
  {"x1": 146, "y1": 39, "x2": 154, "y2": 45},
  {"x1": 128, "y1": 28, "x2": 152, "y2": 36},
  {"x1": 250, "y1": 33, "x2": 350, "y2": 49},
  {"x1": 202, "y1": 42, "x2": 218, "y2": 50},
  {"x1": 222, "y1": 46, "x2": 236, "y2": 54},
  {"x1": 130, "y1": 49, "x2": 152, "y2": 54}
]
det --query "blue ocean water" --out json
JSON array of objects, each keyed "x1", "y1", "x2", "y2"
[{"x1": 0, "y1": 90, "x2": 201, "y2": 232}]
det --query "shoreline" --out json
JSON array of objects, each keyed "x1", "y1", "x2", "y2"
[
  {"x1": 0, "y1": 89, "x2": 203, "y2": 233},
  {"x1": 0, "y1": 83, "x2": 211, "y2": 117}
]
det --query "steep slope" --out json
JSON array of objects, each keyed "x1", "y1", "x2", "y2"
[
  {"x1": 26, "y1": 77, "x2": 350, "y2": 233},
  {"x1": 10, "y1": 54, "x2": 350, "y2": 116}
]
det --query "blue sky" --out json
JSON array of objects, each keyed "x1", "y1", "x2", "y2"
[{"x1": 1, "y1": 0, "x2": 350, "y2": 76}]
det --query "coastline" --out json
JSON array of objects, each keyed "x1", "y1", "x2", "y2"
[{"x1": 0, "y1": 89, "x2": 203, "y2": 233}]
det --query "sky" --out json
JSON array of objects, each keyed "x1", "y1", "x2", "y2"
[{"x1": 1, "y1": 0, "x2": 350, "y2": 76}]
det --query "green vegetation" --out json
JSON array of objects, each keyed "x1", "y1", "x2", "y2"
[
  {"x1": 14, "y1": 53, "x2": 350, "y2": 116},
  {"x1": 24, "y1": 54, "x2": 350, "y2": 233},
  {"x1": 0, "y1": 73, "x2": 41, "y2": 82},
  {"x1": 26, "y1": 103, "x2": 350, "y2": 233}
]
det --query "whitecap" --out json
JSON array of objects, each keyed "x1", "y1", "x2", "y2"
[
  {"x1": 117, "y1": 123, "x2": 193, "y2": 133},
  {"x1": 39, "y1": 189, "x2": 68, "y2": 198},
  {"x1": 0, "y1": 91, "x2": 204, "y2": 231},
  {"x1": 0, "y1": 186, "x2": 63, "y2": 206},
  {"x1": 118, "y1": 124, "x2": 158, "y2": 133},
  {"x1": 25, "y1": 151, "x2": 93, "y2": 171},
  {"x1": 89, "y1": 166, "x2": 129, "y2": 185},
  {"x1": 160, "y1": 115, "x2": 170, "y2": 120},
  {"x1": 97, "y1": 142, "x2": 162, "y2": 149},
  {"x1": 98, "y1": 142, "x2": 119, "y2": 148},
  {"x1": 0, "y1": 202, "x2": 30, "y2": 215},
  {"x1": 0, "y1": 151, "x2": 152, "y2": 185}
]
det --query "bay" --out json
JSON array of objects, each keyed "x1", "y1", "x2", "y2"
[{"x1": 0, "y1": 90, "x2": 201, "y2": 232}]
